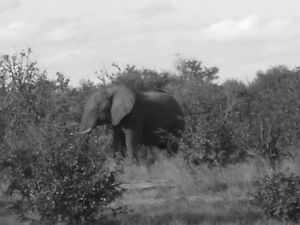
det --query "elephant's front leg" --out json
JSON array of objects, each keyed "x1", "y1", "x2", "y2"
[
  {"x1": 112, "y1": 126, "x2": 126, "y2": 157},
  {"x1": 123, "y1": 128, "x2": 140, "y2": 164}
]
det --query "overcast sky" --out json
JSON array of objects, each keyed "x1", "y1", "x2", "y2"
[{"x1": 1, "y1": 0, "x2": 300, "y2": 85}]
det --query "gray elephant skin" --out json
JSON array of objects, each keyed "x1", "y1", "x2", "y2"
[{"x1": 79, "y1": 86, "x2": 185, "y2": 163}]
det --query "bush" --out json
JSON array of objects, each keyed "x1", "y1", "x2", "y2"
[
  {"x1": 4, "y1": 132, "x2": 124, "y2": 225},
  {"x1": 169, "y1": 58, "x2": 248, "y2": 167},
  {"x1": 111, "y1": 65, "x2": 173, "y2": 92},
  {"x1": 179, "y1": 116, "x2": 246, "y2": 167},
  {"x1": 0, "y1": 50, "x2": 124, "y2": 225},
  {"x1": 254, "y1": 172, "x2": 300, "y2": 223}
]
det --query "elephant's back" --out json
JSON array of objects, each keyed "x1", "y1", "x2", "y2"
[
  {"x1": 140, "y1": 91, "x2": 184, "y2": 130},
  {"x1": 142, "y1": 92, "x2": 183, "y2": 114}
]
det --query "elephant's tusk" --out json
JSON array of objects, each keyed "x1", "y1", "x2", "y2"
[{"x1": 78, "y1": 128, "x2": 93, "y2": 135}]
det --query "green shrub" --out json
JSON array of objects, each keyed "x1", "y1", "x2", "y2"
[
  {"x1": 254, "y1": 172, "x2": 300, "y2": 223},
  {"x1": 179, "y1": 115, "x2": 247, "y2": 167},
  {"x1": 170, "y1": 58, "x2": 248, "y2": 167},
  {"x1": 0, "y1": 50, "x2": 124, "y2": 225},
  {"x1": 4, "y1": 132, "x2": 124, "y2": 225},
  {"x1": 111, "y1": 65, "x2": 173, "y2": 92}
]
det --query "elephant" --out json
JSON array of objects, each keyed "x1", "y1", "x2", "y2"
[{"x1": 79, "y1": 85, "x2": 185, "y2": 163}]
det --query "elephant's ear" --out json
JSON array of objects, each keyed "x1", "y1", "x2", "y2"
[{"x1": 110, "y1": 86, "x2": 136, "y2": 126}]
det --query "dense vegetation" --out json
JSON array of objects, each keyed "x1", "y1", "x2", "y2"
[{"x1": 0, "y1": 49, "x2": 300, "y2": 224}]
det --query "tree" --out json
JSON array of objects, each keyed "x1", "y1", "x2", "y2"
[
  {"x1": 248, "y1": 66, "x2": 300, "y2": 166},
  {"x1": 111, "y1": 65, "x2": 173, "y2": 92},
  {"x1": 175, "y1": 57, "x2": 219, "y2": 83},
  {"x1": 171, "y1": 58, "x2": 245, "y2": 166},
  {"x1": 0, "y1": 50, "x2": 123, "y2": 224}
]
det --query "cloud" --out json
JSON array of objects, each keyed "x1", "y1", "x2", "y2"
[
  {"x1": 0, "y1": 18, "x2": 84, "y2": 48},
  {"x1": 202, "y1": 15, "x2": 298, "y2": 42},
  {"x1": 0, "y1": 0, "x2": 20, "y2": 13},
  {"x1": 35, "y1": 17, "x2": 90, "y2": 45},
  {"x1": 130, "y1": 1, "x2": 176, "y2": 20},
  {"x1": 46, "y1": 49, "x2": 82, "y2": 63},
  {"x1": 43, "y1": 27, "x2": 74, "y2": 43},
  {"x1": 0, "y1": 21, "x2": 35, "y2": 42}
]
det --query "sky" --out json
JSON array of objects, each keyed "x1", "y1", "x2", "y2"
[{"x1": 1, "y1": 0, "x2": 300, "y2": 85}]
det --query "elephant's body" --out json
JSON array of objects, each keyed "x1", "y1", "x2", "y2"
[
  {"x1": 80, "y1": 86, "x2": 184, "y2": 163},
  {"x1": 119, "y1": 91, "x2": 184, "y2": 147}
]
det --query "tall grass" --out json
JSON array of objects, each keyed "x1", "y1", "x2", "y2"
[
  {"x1": 1, "y1": 151, "x2": 299, "y2": 224},
  {"x1": 104, "y1": 150, "x2": 299, "y2": 225}
]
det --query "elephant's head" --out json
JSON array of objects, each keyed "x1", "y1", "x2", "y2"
[{"x1": 79, "y1": 86, "x2": 136, "y2": 134}]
